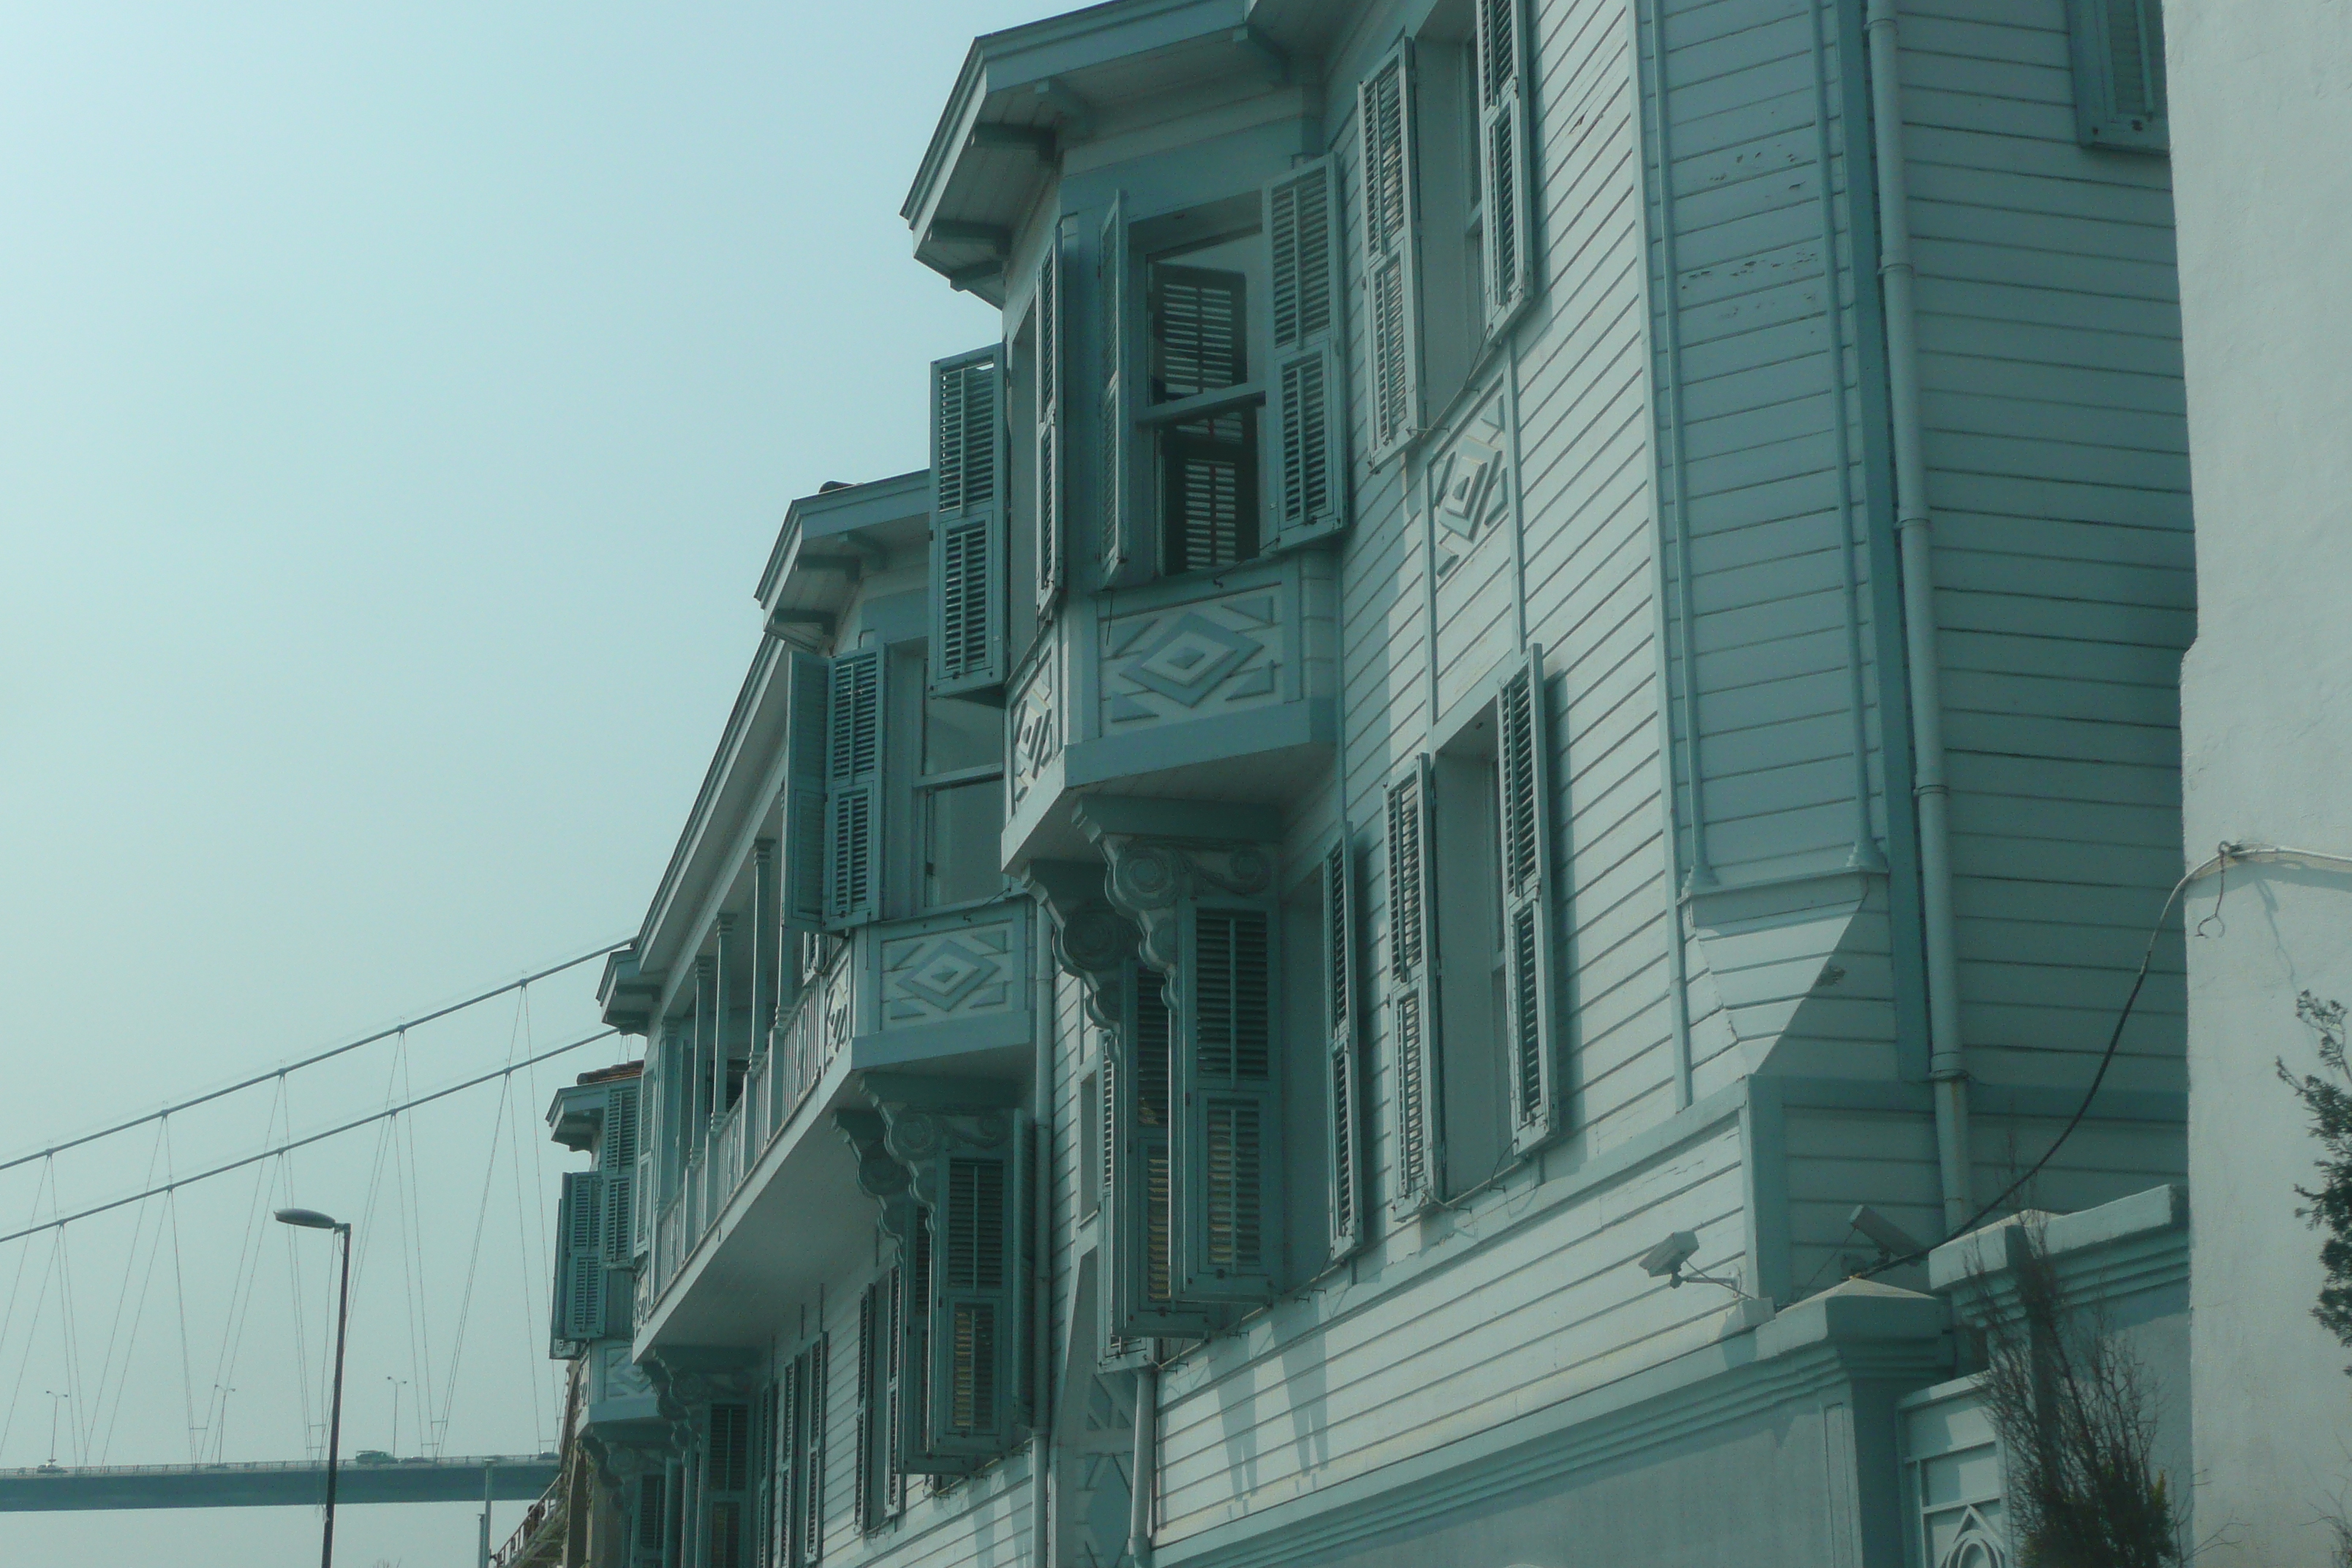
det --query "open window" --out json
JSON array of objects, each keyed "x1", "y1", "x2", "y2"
[{"x1": 1100, "y1": 162, "x2": 1347, "y2": 581}]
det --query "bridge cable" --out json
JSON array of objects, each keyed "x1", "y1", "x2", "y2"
[
  {"x1": 505, "y1": 989, "x2": 553, "y2": 1452},
  {"x1": 85, "y1": 1122, "x2": 169, "y2": 1463},
  {"x1": 160, "y1": 1118, "x2": 200, "y2": 1466},
  {"x1": 434, "y1": 1051, "x2": 513, "y2": 1458},
  {"x1": 0, "y1": 1162, "x2": 59, "y2": 1460},
  {"x1": 206, "y1": 1082, "x2": 287, "y2": 1462},
  {"x1": 0, "y1": 1030, "x2": 618, "y2": 1250},
  {"x1": 0, "y1": 943, "x2": 625, "y2": 1177}
]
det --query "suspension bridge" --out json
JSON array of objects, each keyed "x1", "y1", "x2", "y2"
[{"x1": 0, "y1": 944, "x2": 633, "y2": 1515}]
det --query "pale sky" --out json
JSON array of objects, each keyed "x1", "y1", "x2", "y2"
[{"x1": 0, "y1": 4, "x2": 1058, "y2": 1561}]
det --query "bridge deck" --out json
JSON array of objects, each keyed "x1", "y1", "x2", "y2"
[{"x1": 0, "y1": 1455, "x2": 559, "y2": 1511}]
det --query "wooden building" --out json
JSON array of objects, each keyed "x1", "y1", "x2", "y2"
[{"x1": 553, "y1": 0, "x2": 2192, "y2": 1562}]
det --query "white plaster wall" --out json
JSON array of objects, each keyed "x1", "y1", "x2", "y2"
[{"x1": 2172, "y1": 0, "x2": 2352, "y2": 1557}]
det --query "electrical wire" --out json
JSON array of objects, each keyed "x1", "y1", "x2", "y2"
[
  {"x1": 0, "y1": 1029, "x2": 617, "y2": 1250},
  {"x1": 0, "y1": 943, "x2": 625, "y2": 1177},
  {"x1": 1858, "y1": 840, "x2": 2326, "y2": 1280}
]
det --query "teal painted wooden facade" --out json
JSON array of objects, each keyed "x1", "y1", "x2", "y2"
[{"x1": 553, "y1": 0, "x2": 2192, "y2": 1563}]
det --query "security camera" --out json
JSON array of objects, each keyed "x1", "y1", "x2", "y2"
[
  {"x1": 1847, "y1": 1205, "x2": 1925, "y2": 1262},
  {"x1": 1639, "y1": 1231, "x2": 1700, "y2": 1281}
]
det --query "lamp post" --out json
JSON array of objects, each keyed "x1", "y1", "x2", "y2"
[{"x1": 276, "y1": 1207, "x2": 352, "y2": 1568}]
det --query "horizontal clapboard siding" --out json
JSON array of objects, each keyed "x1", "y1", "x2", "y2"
[
  {"x1": 1900, "y1": 0, "x2": 2191, "y2": 1091},
  {"x1": 1648, "y1": 0, "x2": 1887, "y2": 898}
]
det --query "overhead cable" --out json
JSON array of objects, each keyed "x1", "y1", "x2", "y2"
[
  {"x1": 0, "y1": 1029, "x2": 618, "y2": 1248},
  {"x1": 0, "y1": 942, "x2": 627, "y2": 1177}
]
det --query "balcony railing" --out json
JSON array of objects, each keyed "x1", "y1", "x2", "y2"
[{"x1": 638, "y1": 960, "x2": 848, "y2": 1322}]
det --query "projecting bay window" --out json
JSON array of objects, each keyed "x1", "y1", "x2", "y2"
[
  {"x1": 1384, "y1": 647, "x2": 1561, "y2": 1218},
  {"x1": 1098, "y1": 162, "x2": 1347, "y2": 587}
]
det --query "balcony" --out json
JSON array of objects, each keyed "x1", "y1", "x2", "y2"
[
  {"x1": 1004, "y1": 550, "x2": 1338, "y2": 868},
  {"x1": 636, "y1": 897, "x2": 1037, "y2": 1351}
]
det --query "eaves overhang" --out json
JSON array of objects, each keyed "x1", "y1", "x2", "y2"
[
  {"x1": 630, "y1": 472, "x2": 932, "y2": 1004},
  {"x1": 904, "y1": 0, "x2": 1300, "y2": 299}
]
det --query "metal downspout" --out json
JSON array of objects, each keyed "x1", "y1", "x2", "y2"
[
  {"x1": 1865, "y1": 0, "x2": 1972, "y2": 1232},
  {"x1": 1031, "y1": 925, "x2": 1055, "y2": 1568}
]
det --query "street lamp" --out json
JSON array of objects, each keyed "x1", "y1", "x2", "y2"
[{"x1": 276, "y1": 1207, "x2": 352, "y2": 1568}]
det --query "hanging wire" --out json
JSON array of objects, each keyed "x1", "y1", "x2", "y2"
[
  {"x1": 0, "y1": 1164, "x2": 61, "y2": 1460},
  {"x1": 0, "y1": 943, "x2": 625, "y2": 1178},
  {"x1": 83, "y1": 1123, "x2": 170, "y2": 1464},
  {"x1": 161, "y1": 1120, "x2": 200, "y2": 1465},
  {"x1": 434, "y1": 1058, "x2": 513, "y2": 1457}
]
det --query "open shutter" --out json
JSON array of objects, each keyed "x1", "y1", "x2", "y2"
[
  {"x1": 799, "y1": 1337, "x2": 828, "y2": 1564},
  {"x1": 1360, "y1": 48, "x2": 1422, "y2": 463},
  {"x1": 924, "y1": 1127, "x2": 1025, "y2": 1458},
  {"x1": 557, "y1": 1170, "x2": 607, "y2": 1344},
  {"x1": 1104, "y1": 967, "x2": 1221, "y2": 1343},
  {"x1": 1476, "y1": 0, "x2": 1535, "y2": 335},
  {"x1": 880, "y1": 1267, "x2": 905, "y2": 1515},
  {"x1": 751, "y1": 1385, "x2": 775, "y2": 1568},
  {"x1": 824, "y1": 648, "x2": 884, "y2": 929},
  {"x1": 1386, "y1": 759, "x2": 1443, "y2": 1218},
  {"x1": 1264, "y1": 157, "x2": 1349, "y2": 550},
  {"x1": 1098, "y1": 195, "x2": 1146, "y2": 587},
  {"x1": 1498, "y1": 646, "x2": 1563, "y2": 1153},
  {"x1": 706, "y1": 1401, "x2": 752, "y2": 1568},
  {"x1": 1034, "y1": 238, "x2": 1065, "y2": 614},
  {"x1": 774, "y1": 1357, "x2": 800, "y2": 1563},
  {"x1": 930, "y1": 347, "x2": 1006, "y2": 696},
  {"x1": 2067, "y1": 0, "x2": 2167, "y2": 149},
  {"x1": 1175, "y1": 905, "x2": 1283, "y2": 1302},
  {"x1": 602, "y1": 1082, "x2": 641, "y2": 1267},
  {"x1": 1321, "y1": 829, "x2": 1366, "y2": 1263},
  {"x1": 783, "y1": 650, "x2": 831, "y2": 933}
]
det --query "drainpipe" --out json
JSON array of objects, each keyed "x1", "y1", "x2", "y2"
[
  {"x1": 1128, "y1": 1363, "x2": 1158, "y2": 1568},
  {"x1": 1866, "y1": 0, "x2": 1972, "y2": 1232},
  {"x1": 1030, "y1": 923, "x2": 1055, "y2": 1568}
]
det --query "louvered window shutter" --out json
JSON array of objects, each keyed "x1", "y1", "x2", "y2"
[
  {"x1": 1104, "y1": 967, "x2": 1219, "y2": 1343},
  {"x1": 923, "y1": 1137, "x2": 1024, "y2": 1455},
  {"x1": 799, "y1": 1337, "x2": 828, "y2": 1564},
  {"x1": 1476, "y1": 0, "x2": 1535, "y2": 335},
  {"x1": 879, "y1": 1266, "x2": 905, "y2": 1515},
  {"x1": 930, "y1": 348, "x2": 1006, "y2": 696},
  {"x1": 602, "y1": 1082, "x2": 640, "y2": 1267},
  {"x1": 750, "y1": 1386, "x2": 774, "y2": 1568},
  {"x1": 1497, "y1": 646, "x2": 1563, "y2": 1152},
  {"x1": 824, "y1": 648, "x2": 884, "y2": 929},
  {"x1": 774, "y1": 1358, "x2": 799, "y2": 1564},
  {"x1": 1321, "y1": 829, "x2": 1366, "y2": 1263},
  {"x1": 1034, "y1": 240, "x2": 1065, "y2": 615},
  {"x1": 893, "y1": 1219, "x2": 934, "y2": 1472},
  {"x1": 1098, "y1": 195, "x2": 1145, "y2": 587},
  {"x1": 2068, "y1": 0, "x2": 2168, "y2": 149},
  {"x1": 1360, "y1": 49, "x2": 1423, "y2": 463},
  {"x1": 1152, "y1": 263, "x2": 1259, "y2": 572},
  {"x1": 557, "y1": 1170, "x2": 607, "y2": 1343},
  {"x1": 783, "y1": 651, "x2": 832, "y2": 932},
  {"x1": 1385, "y1": 760, "x2": 1444, "y2": 1217},
  {"x1": 1174, "y1": 905, "x2": 1284, "y2": 1302},
  {"x1": 1262, "y1": 158, "x2": 1349, "y2": 550},
  {"x1": 638, "y1": 1472, "x2": 666, "y2": 1557},
  {"x1": 855, "y1": 1283, "x2": 881, "y2": 1532},
  {"x1": 706, "y1": 1401, "x2": 751, "y2": 1568}
]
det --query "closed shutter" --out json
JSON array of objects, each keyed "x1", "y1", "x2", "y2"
[
  {"x1": 924, "y1": 1138, "x2": 1024, "y2": 1456},
  {"x1": 1386, "y1": 759, "x2": 1444, "y2": 1217},
  {"x1": 930, "y1": 347, "x2": 1006, "y2": 696},
  {"x1": 636, "y1": 1472, "x2": 666, "y2": 1560},
  {"x1": 1104, "y1": 966, "x2": 1220, "y2": 1341},
  {"x1": 892, "y1": 1218, "x2": 940, "y2": 1473},
  {"x1": 557, "y1": 1169, "x2": 606, "y2": 1343},
  {"x1": 783, "y1": 651, "x2": 831, "y2": 932},
  {"x1": 1263, "y1": 157, "x2": 1349, "y2": 550},
  {"x1": 774, "y1": 1357, "x2": 799, "y2": 1564},
  {"x1": 1322, "y1": 829, "x2": 1366, "y2": 1263},
  {"x1": 1475, "y1": 0, "x2": 1534, "y2": 334},
  {"x1": 1360, "y1": 48, "x2": 1422, "y2": 462},
  {"x1": 1151, "y1": 263, "x2": 1258, "y2": 572},
  {"x1": 1497, "y1": 646, "x2": 1563, "y2": 1153},
  {"x1": 880, "y1": 1267, "x2": 906, "y2": 1515},
  {"x1": 2068, "y1": 0, "x2": 2168, "y2": 149},
  {"x1": 602, "y1": 1082, "x2": 640, "y2": 1267},
  {"x1": 706, "y1": 1401, "x2": 751, "y2": 1568},
  {"x1": 824, "y1": 648, "x2": 884, "y2": 929},
  {"x1": 1175, "y1": 905, "x2": 1283, "y2": 1302},
  {"x1": 1034, "y1": 238, "x2": 1065, "y2": 614},
  {"x1": 856, "y1": 1281, "x2": 897, "y2": 1532},
  {"x1": 751, "y1": 1384, "x2": 775, "y2": 1568},
  {"x1": 1098, "y1": 195, "x2": 1145, "y2": 586}
]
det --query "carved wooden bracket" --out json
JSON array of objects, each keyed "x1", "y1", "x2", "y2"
[
  {"x1": 1086, "y1": 834, "x2": 1275, "y2": 972},
  {"x1": 1022, "y1": 864, "x2": 1143, "y2": 1030},
  {"x1": 639, "y1": 1346, "x2": 760, "y2": 1428}
]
